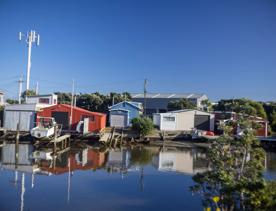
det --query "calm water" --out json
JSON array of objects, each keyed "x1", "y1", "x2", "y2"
[{"x1": 0, "y1": 142, "x2": 275, "y2": 211}]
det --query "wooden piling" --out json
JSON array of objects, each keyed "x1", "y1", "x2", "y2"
[
  {"x1": 120, "y1": 129, "x2": 124, "y2": 146},
  {"x1": 15, "y1": 122, "x2": 20, "y2": 169}
]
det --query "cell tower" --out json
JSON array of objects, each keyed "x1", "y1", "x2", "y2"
[{"x1": 19, "y1": 30, "x2": 40, "y2": 91}]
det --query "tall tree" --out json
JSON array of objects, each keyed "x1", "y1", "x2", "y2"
[
  {"x1": 54, "y1": 92, "x2": 71, "y2": 104},
  {"x1": 21, "y1": 89, "x2": 36, "y2": 100},
  {"x1": 214, "y1": 98, "x2": 267, "y2": 119},
  {"x1": 191, "y1": 119, "x2": 276, "y2": 210}
]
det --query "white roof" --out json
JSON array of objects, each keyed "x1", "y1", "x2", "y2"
[
  {"x1": 131, "y1": 93, "x2": 207, "y2": 99},
  {"x1": 4, "y1": 103, "x2": 53, "y2": 111},
  {"x1": 154, "y1": 109, "x2": 213, "y2": 116}
]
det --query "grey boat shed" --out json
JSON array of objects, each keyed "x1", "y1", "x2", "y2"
[{"x1": 131, "y1": 93, "x2": 208, "y2": 115}]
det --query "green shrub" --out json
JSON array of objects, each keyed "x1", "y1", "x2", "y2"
[{"x1": 131, "y1": 116, "x2": 154, "y2": 137}]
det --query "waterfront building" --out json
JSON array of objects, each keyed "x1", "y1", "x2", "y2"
[
  {"x1": 37, "y1": 104, "x2": 106, "y2": 133},
  {"x1": 153, "y1": 109, "x2": 215, "y2": 131},
  {"x1": 0, "y1": 91, "x2": 5, "y2": 106},
  {"x1": 109, "y1": 101, "x2": 143, "y2": 127},
  {"x1": 3, "y1": 94, "x2": 58, "y2": 131},
  {"x1": 131, "y1": 93, "x2": 208, "y2": 115}
]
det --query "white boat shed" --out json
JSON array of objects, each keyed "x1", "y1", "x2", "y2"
[
  {"x1": 153, "y1": 109, "x2": 215, "y2": 131},
  {"x1": 4, "y1": 94, "x2": 57, "y2": 132}
]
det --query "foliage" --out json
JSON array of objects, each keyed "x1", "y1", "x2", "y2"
[
  {"x1": 271, "y1": 112, "x2": 276, "y2": 132},
  {"x1": 201, "y1": 99, "x2": 213, "y2": 112},
  {"x1": 54, "y1": 92, "x2": 72, "y2": 104},
  {"x1": 21, "y1": 89, "x2": 36, "y2": 100},
  {"x1": 55, "y1": 92, "x2": 131, "y2": 113},
  {"x1": 77, "y1": 93, "x2": 104, "y2": 111},
  {"x1": 262, "y1": 102, "x2": 276, "y2": 132},
  {"x1": 191, "y1": 119, "x2": 275, "y2": 211},
  {"x1": 167, "y1": 98, "x2": 196, "y2": 111},
  {"x1": 214, "y1": 99, "x2": 267, "y2": 119},
  {"x1": 131, "y1": 116, "x2": 154, "y2": 137},
  {"x1": 130, "y1": 147, "x2": 153, "y2": 166},
  {"x1": 6, "y1": 99, "x2": 19, "y2": 105},
  {"x1": 76, "y1": 92, "x2": 131, "y2": 113}
]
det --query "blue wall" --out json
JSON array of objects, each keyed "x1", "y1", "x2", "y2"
[{"x1": 109, "y1": 102, "x2": 141, "y2": 126}]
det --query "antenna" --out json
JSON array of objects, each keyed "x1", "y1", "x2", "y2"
[
  {"x1": 19, "y1": 32, "x2": 22, "y2": 41},
  {"x1": 37, "y1": 34, "x2": 40, "y2": 46},
  {"x1": 19, "y1": 30, "x2": 40, "y2": 91}
]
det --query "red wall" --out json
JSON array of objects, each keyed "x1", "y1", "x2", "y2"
[{"x1": 37, "y1": 104, "x2": 106, "y2": 132}]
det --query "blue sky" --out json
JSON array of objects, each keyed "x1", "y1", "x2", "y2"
[{"x1": 0, "y1": 0, "x2": 276, "y2": 101}]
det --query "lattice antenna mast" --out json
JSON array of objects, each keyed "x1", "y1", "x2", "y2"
[{"x1": 19, "y1": 30, "x2": 40, "y2": 91}]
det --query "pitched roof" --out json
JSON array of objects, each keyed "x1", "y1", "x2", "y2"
[{"x1": 109, "y1": 101, "x2": 142, "y2": 110}]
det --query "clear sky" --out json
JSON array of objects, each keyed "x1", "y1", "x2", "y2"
[{"x1": 0, "y1": 0, "x2": 276, "y2": 101}]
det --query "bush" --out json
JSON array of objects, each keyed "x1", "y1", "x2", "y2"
[{"x1": 131, "y1": 116, "x2": 154, "y2": 137}]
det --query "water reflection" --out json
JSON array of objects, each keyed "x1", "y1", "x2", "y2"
[
  {"x1": 265, "y1": 151, "x2": 276, "y2": 179},
  {"x1": 152, "y1": 148, "x2": 210, "y2": 175},
  {"x1": 0, "y1": 142, "x2": 275, "y2": 211},
  {"x1": 1, "y1": 142, "x2": 276, "y2": 177}
]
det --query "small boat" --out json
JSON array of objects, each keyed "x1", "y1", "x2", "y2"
[
  {"x1": 30, "y1": 117, "x2": 62, "y2": 139},
  {"x1": 191, "y1": 129, "x2": 216, "y2": 140}
]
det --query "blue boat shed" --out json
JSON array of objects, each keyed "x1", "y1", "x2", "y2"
[{"x1": 109, "y1": 101, "x2": 143, "y2": 127}]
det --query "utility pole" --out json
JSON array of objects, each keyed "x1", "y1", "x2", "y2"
[
  {"x1": 18, "y1": 75, "x2": 23, "y2": 104},
  {"x1": 35, "y1": 81, "x2": 39, "y2": 95},
  {"x1": 19, "y1": 30, "x2": 40, "y2": 91},
  {"x1": 143, "y1": 79, "x2": 148, "y2": 115},
  {"x1": 70, "y1": 79, "x2": 75, "y2": 129}
]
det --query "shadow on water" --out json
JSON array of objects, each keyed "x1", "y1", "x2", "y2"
[{"x1": 0, "y1": 140, "x2": 275, "y2": 211}]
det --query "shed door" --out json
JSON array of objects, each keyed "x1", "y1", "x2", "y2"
[
  {"x1": 52, "y1": 111, "x2": 69, "y2": 129},
  {"x1": 110, "y1": 114, "x2": 127, "y2": 128},
  {"x1": 0, "y1": 110, "x2": 3, "y2": 127},
  {"x1": 194, "y1": 115, "x2": 210, "y2": 131}
]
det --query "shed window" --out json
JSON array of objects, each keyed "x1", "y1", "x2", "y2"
[
  {"x1": 163, "y1": 116, "x2": 175, "y2": 122},
  {"x1": 82, "y1": 115, "x2": 95, "y2": 122},
  {"x1": 39, "y1": 98, "x2": 50, "y2": 104}
]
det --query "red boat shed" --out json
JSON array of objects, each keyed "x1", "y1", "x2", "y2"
[{"x1": 37, "y1": 104, "x2": 106, "y2": 133}]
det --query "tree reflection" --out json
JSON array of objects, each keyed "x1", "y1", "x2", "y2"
[
  {"x1": 191, "y1": 119, "x2": 276, "y2": 211},
  {"x1": 130, "y1": 147, "x2": 153, "y2": 166}
]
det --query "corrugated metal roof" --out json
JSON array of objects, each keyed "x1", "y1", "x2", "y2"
[{"x1": 131, "y1": 93, "x2": 207, "y2": 99}]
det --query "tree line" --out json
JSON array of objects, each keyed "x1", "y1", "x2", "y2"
[
  {"x1": 3, "y1": 91, "x2": 276, "y2": 132},
  {"x1": 167, "y1": 98, "x2": 276, "y2": 133},
  {"x1": 55, "y1": 92, "x2": 132, "y2": 113}
]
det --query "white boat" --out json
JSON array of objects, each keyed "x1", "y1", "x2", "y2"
[{"x1": 30, "y1": 117, "x2": 61, "y2": 139}]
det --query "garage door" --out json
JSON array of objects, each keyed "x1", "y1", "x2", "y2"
[
  {"x1": 194, "y1": 115, "x2": 210, "y2": 131},
  {"x1": 52, "y1": 111, "x2": 69, "y2": 129},
  {"x1": 110, "y1": 114, "x2": 127, "y2": 128},
  {"x1": 0, "y1": 110, "x2": 3, "y2": 127}
]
